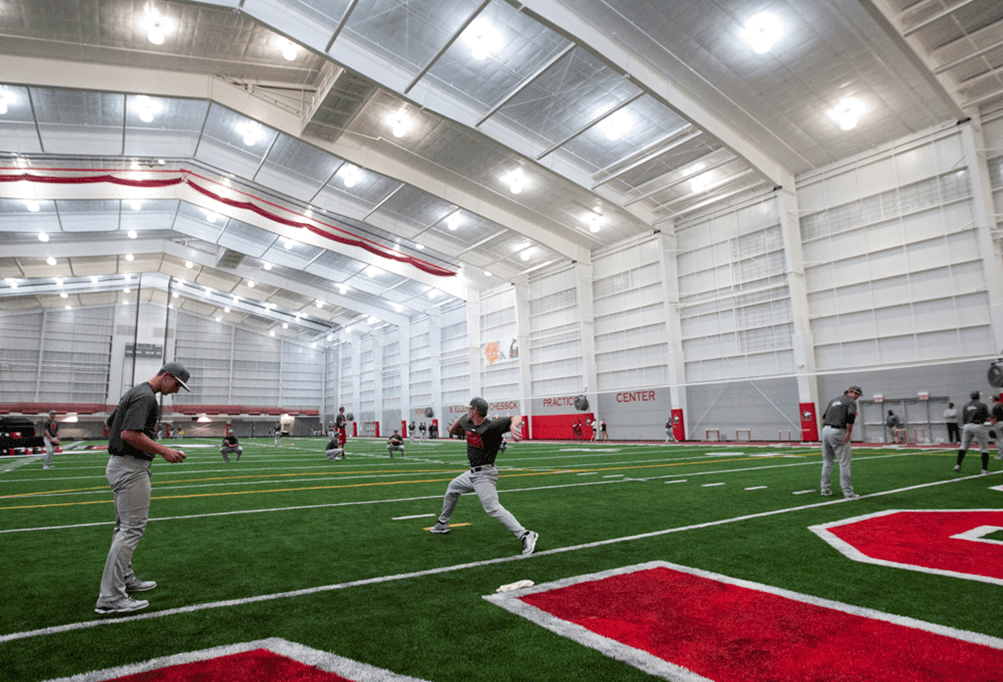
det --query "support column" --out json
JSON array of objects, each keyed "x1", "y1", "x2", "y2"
[
  {"x1": 466, "y1": 296, "x2": 482, "y2": 399},
  {"x1": 512, "y1": 278, "x2": 534, "y2": 436},
  {"x1": 371, "y1": 329, "x2": 384, "y2": 433},
  {"x1": 573, "y1": 262, "x2": 598, "y2": 417},
  {"x1": 398, "y1": 319, "x2": 412, "y2": 425},
  {"x1": 776, "y1": 181, "x2": 819, "y2": 409},
  {"x1": 962, "y1": 119, "x2": 1003, "y2": 351},
  {"x1": 654, "y1": 227, "x2": 687, "y2": 425},
  {"x1": 428, "y1": 308, "x2": 442, "y2": 421}
]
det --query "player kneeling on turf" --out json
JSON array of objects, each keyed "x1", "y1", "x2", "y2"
[{"x1": 326, "y1": 433, "x2": 345, "y2": 461}]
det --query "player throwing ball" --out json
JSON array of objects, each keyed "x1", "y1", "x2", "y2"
[{"x1": 429, "y1": 397, "x2": 538, "y2": 555}]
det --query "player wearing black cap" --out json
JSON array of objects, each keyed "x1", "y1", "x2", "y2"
[
  {"x1": 820, "y1": 384, "x2": 862, "y2": 499},
  {"x1": 95, "y1": 363, "x2": 189, "y2": 615},
  {"x1": 956, "y1": 390, "x2": 990, "y2": 475},
  {"x1": 429, "y1": 396, "x2": 538, "y2": 555}
]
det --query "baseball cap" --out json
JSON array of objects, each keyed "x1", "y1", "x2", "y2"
[
  {"x1": 469, "y1": 397, "x2": 489, "y2": 416},
  {"x1": 848, "y1": 385, "x2": 862, "y2": 394},
  {"x1": 971, "y1": 390, "x2": 981, "y2": 400},
  {"x1": 159, "y1": 362, "x2": 191, "y2": 392}
]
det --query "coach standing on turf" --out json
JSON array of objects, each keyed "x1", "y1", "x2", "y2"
[
  {"x1": 429, "y1": 397, "x2": 538, "y2": 555},
  {"x1": 820, "y1": 385, "x2": 861, "y2": 499},
  {"x1": 94, "y1": 363, "x2": 190, "y2": 615}
]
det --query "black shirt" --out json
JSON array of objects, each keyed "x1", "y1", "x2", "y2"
[
  {"x1": 107, "y1": 382, "x2": 160, "y2": 461},
  {"x1": 223, "y1": 434, "x2": 239, "y2": 446},
  {"x1": 963, "y1": 399, "x2": 989, "y2": 425},
  {"x1": 44, "y1": 418, "x2": 59, "y2": 439},
  {"x1": 336, "y1": 414, "x2": 347, "y2": 429},
  {"x1": 453, "y1": 415, "x2": 512, "y2": 468},
  {"x1": 991, "y1": 403, "x2": 1003, "y2": 424},
  {"x1": 388, "y1": 434, "x2": 404, "y2": 446}
]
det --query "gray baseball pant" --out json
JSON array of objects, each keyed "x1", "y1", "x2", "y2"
[
  {"x1": 436, "y1": 465, "x2": 526, "y2": 538},
  {"x1": 43, "y1": 434, "x2": 55, "y2": 467},
  {"x1": 96, "y1": 455, "x2": 151, "y2": 607},
  {"x1": 821, "y1": 425, "x2": 854, "y2": 495}
]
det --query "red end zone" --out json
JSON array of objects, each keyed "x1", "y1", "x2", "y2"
[{"x1": 486, "y1": 561, "x2": 1003, "y2": 681}]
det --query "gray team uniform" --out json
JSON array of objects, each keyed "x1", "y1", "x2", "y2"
[
  {"x1": 435, "y1": 415, "x2": 528, "y2": 540},
  {"x1": 957, "y1": 397, "x2": 990, "y2": 471},
  {"x1": 387, "y1": 435, "x2": 405, "y2": 458},
  {"x1": 43, "y1": 417, "x2": 59, "y2": 468},
  {"x1": 821, "y1": 393, "x2": 857, "y2": 497},
  {"x1": 96, "y1": 383, "x2": 160, "y2": 610}
]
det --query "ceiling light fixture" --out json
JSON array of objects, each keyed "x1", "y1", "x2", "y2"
[
  {"x1": 206, "y1": 211, "x2": 219, "y2": 224},
  {"x1": 280, "y1": 38, "x2": 298, "y2": 61},
  {"x1": 691, "y1": 176, "x2": 708, "y2": 193},
  {"x1": 127, "y1": 229, "x2": 138, "y2": 239},
  {"x1": 64, "y1": 305, "x2": 72, "y2": 310},
  {"x1": 741, "y1": 13, "x2": 782, "y2": 54},
  {"x1": 224, "y1": 306, "x2": 230, "y2": 313},
  {"x1": 216, "y1": 316, "x2": 222, "y2": 322},
  {"x1": 282, "y1": 322, "x2": 289, "y2": 329},
  {"x1": 125, "y1": 254, "x2": 134, "y2": 261},
  {"x1": 25, "y1": 199, "x2": 40, "y2": 213},
  {"x1": 367, "y1": 316, "x2": 379, "y2": 324},
  {"x1": 247, "y1": 280, "x2": 255, "y2": 288},
  {"x1": 342, "y1": 166, "x2": 360, "y2": 188},
  {"x1": 601, "y1": 110, "x2": 632, "y2": 141},
  {"x1": 587, "y1": 213, "x2": 603, "y2": 233},
  {"x1": 185, "y1": 261, "x2": 193, "y2": 269},
  {"x1": 506, "y1": 168, "x2": 526, "y2": 194},
  {"x1": 388, "y1": 107, "x2": 410, "y2": 138},
  {"x1": 828, "y1": 97, "x2": 866, "y2": 131},
  {"x1": 270, "y1": 330, "x2": 276, "y2": 337},
  {"x1": 124, "y1": 288, "x2": 131, "y2": 294},
  {"x1": 91, "y1": 276, "x2": 99, "y2": 284},
  {"x1": 130, "y1": 200, "x2": 142, "y2": 211},
  {"x1": 142, "y1": 9, "x2": 171, "y2": 46},
  {"x1": 316, "y1": 300, "x2": 323, "y2": 309},
  {"x1": 47, "y1": 257, "x2": 57, "y2": 266},
  {"x1": 134, "y1": 95, "x2": 162, "y2": 123},
  {"x1": 415, "y1": 244, "x2": 425, "y2": 250},
  {"x1": 446, "y1": 213, "x2": 462, "y2": 231},
  {"x1": 38, "y1": 232, "x2": 49, "y2": 242},
  {"x1": 338, "y1": 284, "x2": 347, "y2": 295},
  {"x1": 0, "y1": 87, "x2": 10, "y2": 115},
  {"x1": 237, "y1": 121, "x2": 262, "y2": 146},
  {"x1": 60, "y1": 292, "x2": 68, "y2": 299},
  {"x1": 461, "y1": 19, "x2": 502, "y2": 61},
  {"x1": 172, "y1": 291, "x2": 179, "y2": 298},
  {"x1": 263, "y1": 262, "x2": 272, "y2": 270}
]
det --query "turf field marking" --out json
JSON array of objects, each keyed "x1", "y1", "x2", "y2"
[
  {"x1": 793, "y1": 489, "x2": 818, "y2": 495},
  {"x1": 1, "y1": 473, "x2": 988, "y2": 645},
  {"x1": 701, "y1": 482, "x2": 725, "y2": 487},
  {"x1": 0, "y1": 450, "x2": 950, "y2": 511},
  {"x1": 576, "y1": 472, "x2": 598, "y2": 476},
  {"x1": 393, "y1": 513, "x2": 437, "y2": 520},
  {"x1": 423, "y1": 523, "x2": 470, "y2": 531},
  {"x1": 665, "y1": 480, "x2": 687, "y2": 484},
  {"x1": 745, "y1": 486, "x2": 767, "y2": 490}
]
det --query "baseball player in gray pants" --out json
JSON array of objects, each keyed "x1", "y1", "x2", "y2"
[
  {"x1": 95, "y1": 363, "x2": 190, "y2": 615},
  {"x1": 820, "y1": 385, "x2": 862, "y2": 499}
]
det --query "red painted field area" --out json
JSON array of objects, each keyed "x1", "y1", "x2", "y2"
[{"x1": 520, "y1": 565, "x2": 1003, "y2": 681}]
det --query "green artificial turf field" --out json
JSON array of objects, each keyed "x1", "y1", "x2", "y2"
[{"x1": 1, "y1": 437, "x2": 1000, "y2": 681}]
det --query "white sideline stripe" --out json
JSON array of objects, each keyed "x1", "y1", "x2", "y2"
[
  {"x1": 665, "y1": 480, "x2": 687, "y2": 484},
  {"x1": 2, "y1": 473, "x2": 987, "y2": 644},
  {"x1": 603, "y1": 474, "x2": 624, "y2": 478},
  {"x1": 745, "y1": 486, "x2": 767, "y2": 490},
  {"x1": 576, "y1": 472, "x2": 598, "y2": 476},
  {"x1": 392, "y1": 513, "x2": 436, "y2": 520},
  {"x1": 701, "y1": 482, "x2": 725, "y2": 487},
  {"x1": 793, "y1": 489, "x2": 818, "y2": 495}
]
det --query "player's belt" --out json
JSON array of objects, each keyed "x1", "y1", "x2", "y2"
[{"x1": 470, "y1": 465, "x2": 492, "y2": 473}]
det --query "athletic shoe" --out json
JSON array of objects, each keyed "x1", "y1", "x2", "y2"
[
  {"x1": 125, "y1": 579, "x2": 157, "y2": 592},
  {"x1": 954, "y1": 465, "x2": 961, "y2": 472},
  {"x1": 521, "y1": 530, "x2": 539, "y2": 555},
  {"x1": 43, "y1": 465, "x2": 54, "y2": 470},
  {"x1": 429, "y1": 522, "x2": 450, "y2": 534},
  {"x1": 820, "y1": 490, "x2": 833, "y2": 496},
  {"x1": 844, "y1": 493, "x2": 860, "y2": 500},
  {"x1": 94, "y1": 597, "x2": 149, "y2": 615},
  {"x1": 996, "y1": 455, "x2": 1003, "y2": 460},
  {"x1": 982, "y1": 469, "x2": 989, "y2": 476}
]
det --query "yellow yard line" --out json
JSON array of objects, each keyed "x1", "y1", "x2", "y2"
[{"x1": 0, "y1": 455, "x2": 802, "y2": 510}]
